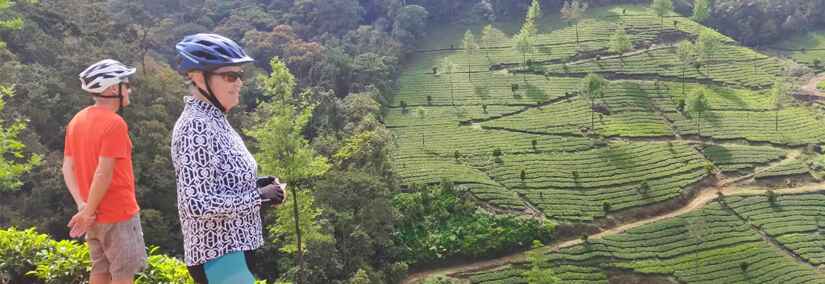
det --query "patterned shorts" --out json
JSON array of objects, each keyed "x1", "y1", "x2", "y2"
[{"x1": 86, "y1": 214, "x2": 148, "y2": 280}]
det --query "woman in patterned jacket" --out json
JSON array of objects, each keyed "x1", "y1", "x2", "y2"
[{"x1": 170, "y1": 33, "x2": 286, "y2": 284}]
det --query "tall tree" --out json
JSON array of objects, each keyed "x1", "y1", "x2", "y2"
[
  {"x1": 561, "y1": 0, "x2": 588, "y2": 49},
  {"x1": 513, "y1": 0, "x2": 541, "y2": 82},
  {"x1": 512, "y1": 31, "x2": 534, "y2": 82},
  {"x1": 697, "y1": 30, "x2": 720, "y2": 77},
  {"x1": 392, "y1": 4, "x2": 429, "y2": 48},
  {"x1": 463, "y1": 30, "x2": 479, "y2": 80},
  {"x1": 479, "y1": 24, "x2": 505, "y2": 63},
  {"x1": 442, "y1": 57, "x2": 457, "y2": 105},
  {"x1": 772, "y1": 79, "x2": 787, "y2": 132},
  {"x1": 609, "y1": 25, "x2": 631, "y2": 58},
  {"x1": 651, "y1": 0, "x2": 673, "y2": 31},
  {"x1": 676, "y1": 41, "x2": 697, "y2": 95},
  {"x1": 688, "y1": 87, "x2": 710, "y2": 139},
  {"x1": 580, "y1": 73, "x2": 608, "y2": 130},
  {"x1": 524, "y1": 0, "x2": 542, "y2": 36},
  {"x1": 249, "y1": 58, "x2": 332, "y2": 284},
  {"x1": 313, "y1": 170, "x2": 398, "y2": 282},
  {"x1": 692, "y1": 0, "x2": 711, "y2": 23}
]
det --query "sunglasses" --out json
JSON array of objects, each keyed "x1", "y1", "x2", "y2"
[{"x1": 212, "y1": 71, "x2": 245, "y2": 83}]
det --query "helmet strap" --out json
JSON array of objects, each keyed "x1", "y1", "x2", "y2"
[
  {"x1": 117, "y1": 83, "x2": 123, "y2": 114},
  {"x1": 91, "y1": 84, "x2": 124, "y2": 114},
  {"x1": 196, "y1": 72, "x2": 227, "y2": 113}
]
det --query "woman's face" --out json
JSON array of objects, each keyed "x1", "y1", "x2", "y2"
[{"x1": 191, "y1": 65, "x2": 244, "y2": 111}]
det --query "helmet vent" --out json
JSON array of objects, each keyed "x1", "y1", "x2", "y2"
[
  {"x1": 192, "y1": 50, "x2": 219, "y2": 60},
  {"x1": 197, "y1": 40, "x2": 217, "y2": 47},
  {"x1": 213, "y1": 47, "x2": 231, "y2": 57}
]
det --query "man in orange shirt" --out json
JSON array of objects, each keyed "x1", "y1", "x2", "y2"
[{"x1": 63, "y1": 59, "x2": 146, "y2": 284}]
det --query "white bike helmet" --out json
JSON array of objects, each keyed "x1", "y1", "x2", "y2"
[{"x1": 79, "y1": 59, "x2": 136, "y2": 94}]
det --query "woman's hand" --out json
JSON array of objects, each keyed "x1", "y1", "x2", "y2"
[{"x1": 258, "y1": 180, "x2": 286, "y2": 206}]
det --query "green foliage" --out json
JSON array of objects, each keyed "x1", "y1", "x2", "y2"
[
  {"x1": 312, "y1": 170, "x2": 401, "y2": 281},
  {"x1": 348, "y1": 268, "x2": 370, "y2": 284},
  {"x1": 522, "y1": 241, "x2": 560, "y2": 284},
  {"x1": 688, "y1": 87, "x2": 710, "y2": 115},
  {"x1": 513, "y1": 31, "x2": 534, "y2": 64},
  {"x1": 608, "y1": 25, "x2": 632, "y2": 55},
  {"x1": 697, "y1": 29, "x2": 721, "y2": 75},
  {"x1": 479, "y1": 25, "x2": 506, "y2": 60},
  {"x1": 0, "y1": 227, "x2": 51, "y2": 281},
  {"x1": 677, "y1": 41, "x2": 697, "y2": 63},
  {"x1": 524, "y1": 0, "x2": 542, "y2": 36},
  {"x1": 0, "y1": 228, "x2": 193, "y2": 283},
  {"x1": 692, "y1": 0, "x2": 711, "y2": 23},
  {"x1": 0, "y1": 0, "x2": 24, "y2": 49},
  {"x1": 513, "y1": 0, "x2": 540, "y2": 72},
  {"x1": 269, "y1": 190, "x2": 332, "y2": 255},
  {"x1": 394, "y1": 183, "x2": 554, "y2": 265},
  {"x1": 687, "y1": 87, "x2": 709, "y2": 137},
  {"x1": 463, "y1": 30, "x2": 479, "y2": 57},
  {"x1": 580, "y1": 73, "x2": 608, "y2": 101},
  {"x1": 560, "y1": 0, "x2": 588, "y2": 47},
  {"x1": 580, "y1": 73, "x2": 608, "y2": 129},
  {"x1": 422, "y1": 275, "x2": 454, "y2": 284},
  {"x1": 817, "y1": 80, "x2": 825, "y2": 91},
  {"x1": 28, "y1": 239, "x2": 90, "y2": 284},
  {"x1": 136, "y1": 247, "x2": 194, "y2": 284},
  {"x1": 463, "y1": 30, "x2": 479, "y2": 79},
  {"x1": 251, "y1": 57, "x2": 330, "y2": 184},
  {"x1": 651, "y1": 0, "x2": 673, "y2": 26},
  {"x1": 0, "y1": 85, "x2": 42, "y2": 191}
]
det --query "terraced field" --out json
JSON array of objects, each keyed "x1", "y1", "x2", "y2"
[
  {"x1": 389, "y1": 4, "x2": 818, "y2": 222},
  {"x1": 495, "y1": 142, "x2": 708, "y2": 222},
  {"x1": 391, "y1": 4, "x2": 825, "y2": 282},
  {"x1": 726, "y1": 192, "x2": 825, "y2": 266},
  {"x1": 703, "y1": 144, "x2": 786, "y2": 173},
  {"x1": 457, "y1": 193, "x2": 825, "y2": 284}
]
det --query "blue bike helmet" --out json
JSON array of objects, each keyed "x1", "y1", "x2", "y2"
[
  {"x1": 175, "y1": 33, "x2": 254, "y2": 74},
  {"x1": 175, "y1": 33, "x2": 254, "y2": 112}
]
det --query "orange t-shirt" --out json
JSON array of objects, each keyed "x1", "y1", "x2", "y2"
[{"x1": 64, "y1": 106, "x2": 139, "y2": 223}]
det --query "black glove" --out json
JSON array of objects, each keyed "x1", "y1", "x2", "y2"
[
  {"x1": 257, "y1": 176, "x2": 276, "y2": 188},
  {"x1": 257, "y1": 176, "x2": 285, "y2": 205}
]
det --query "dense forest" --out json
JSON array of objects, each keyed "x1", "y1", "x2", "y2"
[{"x1": 2, "y1": 0, "x2": 825, "y2": 283}]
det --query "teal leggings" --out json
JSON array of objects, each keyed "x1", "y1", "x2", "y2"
[{"x1": 187, "y1": 251, "x2": 256, "y2": 284}]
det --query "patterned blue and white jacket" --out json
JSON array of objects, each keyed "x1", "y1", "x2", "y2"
[{"x1": 171, "y1": 96, "x2": 263, "y2": 266}]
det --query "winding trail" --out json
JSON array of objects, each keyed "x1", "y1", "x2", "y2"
[
  {"x1": 402, "y1": 179, "x2": 825, "y2": 284},
  {"x1": 801, "y1": 73, "x2": 825, "y2": 97}
]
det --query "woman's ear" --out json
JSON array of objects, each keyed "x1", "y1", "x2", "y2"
[{"x1": 187, "y1": 71, "x2": 204, "y2": 89}]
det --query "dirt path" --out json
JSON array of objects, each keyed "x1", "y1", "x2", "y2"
[
  {"x1": 401, "y1": 181, "x2": 825, "y2": 283},
  {"x1": 801, "y1": 73, "x2": 825, "y2": 97}
]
